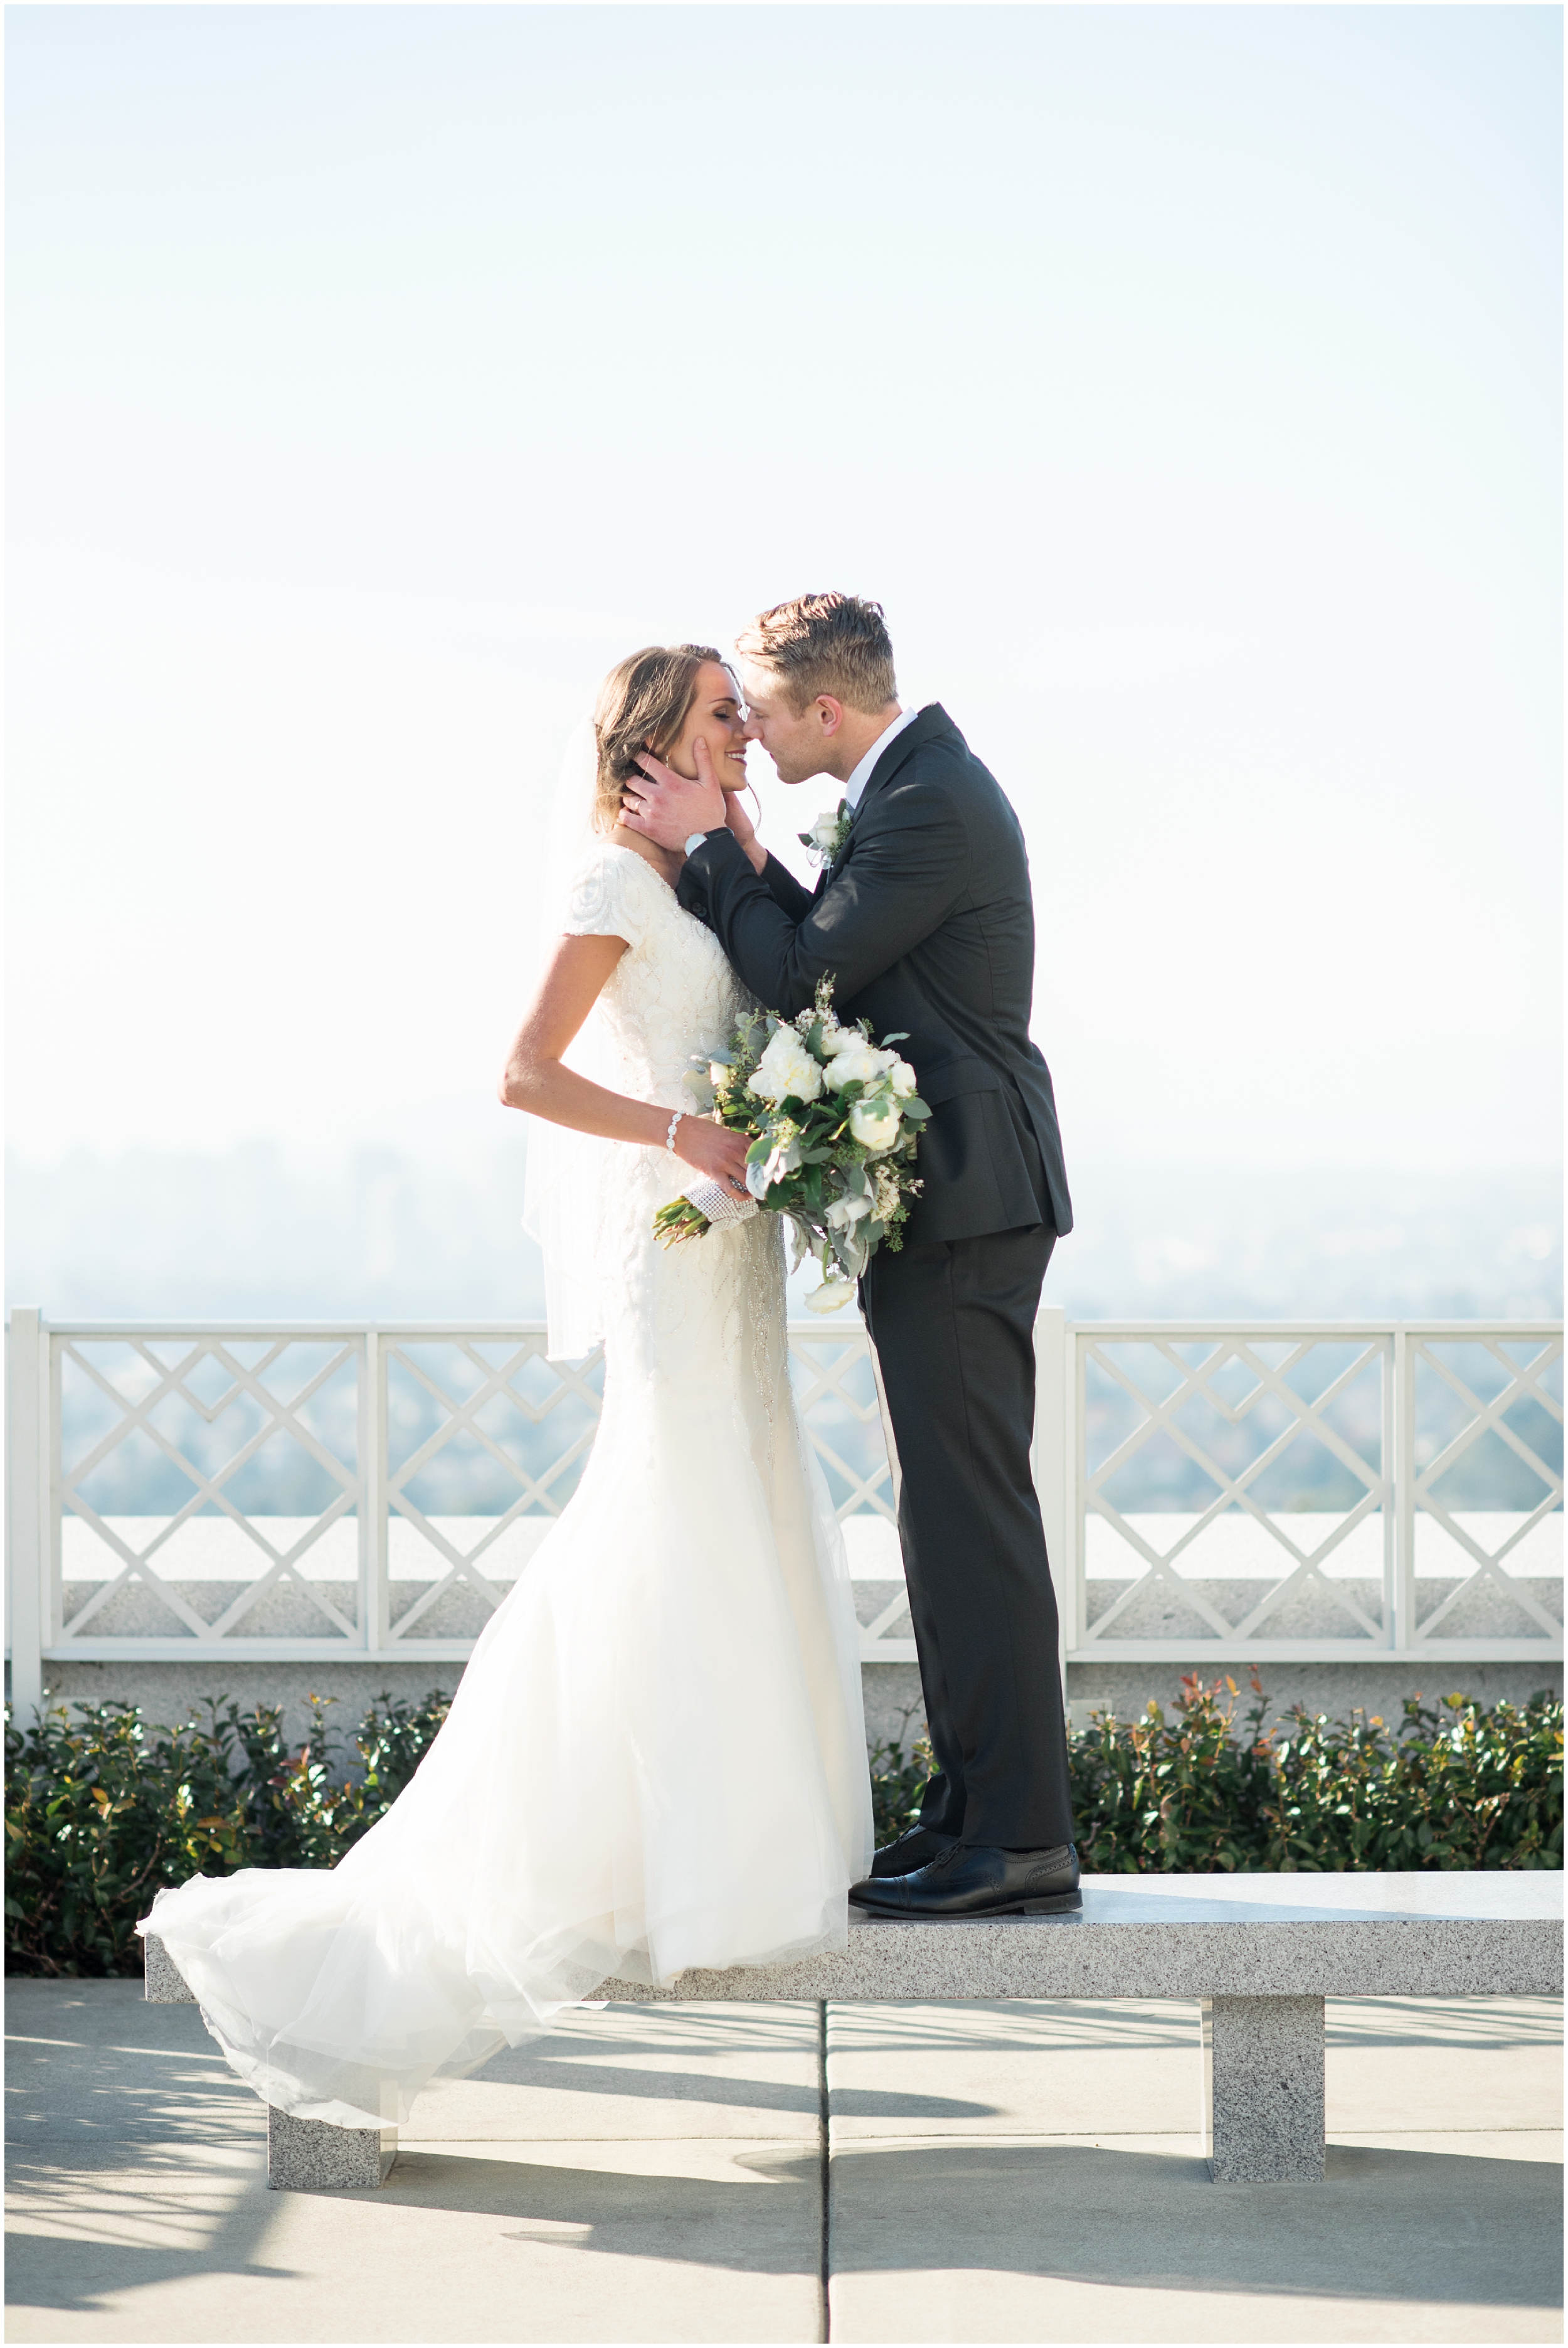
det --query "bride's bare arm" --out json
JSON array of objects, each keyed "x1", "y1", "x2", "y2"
[{"x1": 498, "y1": 934, "x2": 753, "y2": 1192}]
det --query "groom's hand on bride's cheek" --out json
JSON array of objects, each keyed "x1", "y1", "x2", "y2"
[{"x1": 623, "y1": 741, "x2": 726, "y2": 847}]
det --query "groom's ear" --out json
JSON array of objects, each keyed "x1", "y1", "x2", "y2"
[{"x1": 813, "y1": 695, "x2": 845, "y2": 739}]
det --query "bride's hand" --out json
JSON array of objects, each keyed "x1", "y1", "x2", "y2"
[
  {"x1": 724, "y1": 784, "x2": 757, "y2": 853},
  {"x1": 723, "y1": 782, "x2": 769, "y2": 876},
  {"x1": 673, "y1": 1114, "x2": 753, "y2": 1197}
]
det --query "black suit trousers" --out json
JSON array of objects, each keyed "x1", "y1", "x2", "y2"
[{"x1": 859, "y1": 1224, "x2": 1076, "y2": 1851}]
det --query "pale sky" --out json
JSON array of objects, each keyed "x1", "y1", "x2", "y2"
[{"x1": 7, "y1": 4, "x2": 1562, "y2": 1173}]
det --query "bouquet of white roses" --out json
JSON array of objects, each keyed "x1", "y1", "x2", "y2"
[{"x1": 653, "y1": 977, "x2": 928, "y2": 1310}]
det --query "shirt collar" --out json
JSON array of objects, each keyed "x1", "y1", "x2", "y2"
[{"x1": 842, "y1": 704, "x2": 921, "y2": 811}]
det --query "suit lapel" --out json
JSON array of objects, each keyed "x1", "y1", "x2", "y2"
[
  {"x1": 848, "y1": 704, "x2": 954, "y2": 827},
  {"x1": 810, "y1": 708, "x2": 958, "y2": 896}
]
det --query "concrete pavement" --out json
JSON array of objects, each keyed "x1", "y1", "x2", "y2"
[
  {"x1": 6, "y1": 1978, "x2": 1560, "y2": 2342},
  {"x1": 824, "y1": 1997, "x2": 1562, "y2": 2342}
]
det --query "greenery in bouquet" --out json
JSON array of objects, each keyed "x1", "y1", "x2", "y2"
[{"x1": 653, "y1": 977, "x2": 928, "y2": 1309}]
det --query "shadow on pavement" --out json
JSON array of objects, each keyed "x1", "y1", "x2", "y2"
[
  {"x1": 6, "y1": 2145, "x2": 293, "y2": 2317},
  {"x1": 442, "y1": 2049, "x2": 993, "y2": 2123},
  {"x1": 8, "y1": 2121, "x2": 1560, "y2": 2320},
  {"x1": 822, "y1": 2139, "x2": 1563, "y2": 2310}
]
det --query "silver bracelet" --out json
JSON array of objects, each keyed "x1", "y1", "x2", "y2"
[{"x1": 664, "y1": 1110, "x2": 683, "y2": 1155}]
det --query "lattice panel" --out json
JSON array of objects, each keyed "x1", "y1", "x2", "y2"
[
  {"x1": 787, "y1": 1332, "x2": 896, "y2": 1522},
  {"x1": 1408, "y1": 1334, "x2": 1563, "y2": 1645},
  {"x1": 382, "y1": 1336, "x2": 605, "y2": 1642},
  {"x1": 1078, "y1": 1332, "x2": 1392, "y2": 1649},
  {"x1": 45, "y1": 1322, "x2": 902, "y2": 1655},
  {"x1": 56, "y1": 1334, "x2": 362, "y2": 1645}
]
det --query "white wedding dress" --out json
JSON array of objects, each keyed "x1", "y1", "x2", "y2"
[{"x1": 141, "y1": 842, "x2": 874, "y2": 2130}]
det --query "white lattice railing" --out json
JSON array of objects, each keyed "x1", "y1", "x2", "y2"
[
  {"x1": 1064, "y1": 1323, "x2": 1562, "y2": 1662},
  {"x1": 4, "y1": 1312, "x2": 1561, "y2": 1718},
  {"x1": 3, "y1": 1315, "x2": 904, "y2": 1709}
]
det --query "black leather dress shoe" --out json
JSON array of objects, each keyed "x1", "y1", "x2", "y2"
[
  {"x1": 869, "y1": 1825, "x2": 958, "y2": 1879},
  {"x1": 850, "y1": 1841, "x2": 1081, "y2": 1918}
]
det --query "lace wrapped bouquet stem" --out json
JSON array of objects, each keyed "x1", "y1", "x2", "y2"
[{"x1": 654, "y1": 978, "x2": 928, "y2": 1310}]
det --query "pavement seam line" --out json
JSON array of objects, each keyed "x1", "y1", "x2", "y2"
[{"x1": 818, "y1": 1999, "x2": 830, "y2": 2346}]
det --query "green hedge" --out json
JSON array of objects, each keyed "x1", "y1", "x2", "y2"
[
  {"x1": 875, "y1": 1676, "x2": 1562, "y2": 1873},
  {"x1": 8, "y1": 1676, "x2": 1561, "y2": 1976},
  {"x1": 1069, "y1": 1675, "x2": 1562, "y2": 1876},
  {"x1": 4, "y1": 1691, "x2": 448, "y2": 1977}
]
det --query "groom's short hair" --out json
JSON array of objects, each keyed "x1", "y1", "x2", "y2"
[{"x1": 736, "y1": 593, "x2": 898, "y2": 715}]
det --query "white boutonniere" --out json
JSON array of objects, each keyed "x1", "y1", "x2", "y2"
[{"x1": 800, "y1": 800, "x2": 852, "y2": 868}]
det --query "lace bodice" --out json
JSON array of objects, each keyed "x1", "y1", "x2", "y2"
[
  {"x1": 555, "y1": 838, "x2": 782, "y2": 1408},
  {"x1": 564, "y1": 844, "x2": 751, "y2": 1112}
]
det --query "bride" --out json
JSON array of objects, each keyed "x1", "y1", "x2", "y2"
[{"x1": 140, "y1": 644, "x2": 874, "y2": 2132}]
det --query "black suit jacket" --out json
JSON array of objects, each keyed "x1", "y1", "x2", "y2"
[{"x1": 676, "y1": 704, "x2": 1072, "y2": 1246}]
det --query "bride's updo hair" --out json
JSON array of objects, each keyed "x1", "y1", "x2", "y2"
[{"x1": 591, "y1": 643, "x2": 732, "y2": 835}]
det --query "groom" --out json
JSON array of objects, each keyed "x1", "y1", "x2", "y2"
[{"x1": 623, "y1": 592, "x2": 1078, "y2": 1918}]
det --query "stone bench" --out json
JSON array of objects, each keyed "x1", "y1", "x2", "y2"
[{"x1": 144, "y1": 1869, "x2": 1562, "y2": 2189}]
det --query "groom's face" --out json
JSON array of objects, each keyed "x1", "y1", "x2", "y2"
[{"x1": 739, "y1": 665, "x2": 836, "y2": 787}]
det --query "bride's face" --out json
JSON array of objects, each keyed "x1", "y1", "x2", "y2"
[{"x1": 661, "y1": 662, "x2": 750, "y2": 792}]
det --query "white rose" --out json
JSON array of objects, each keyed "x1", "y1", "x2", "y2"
[
  {"x1": 887, "y1": 1056, "x2": 918, "y2": 1098},
  {"x1": 745, "y1": 1143, "x2": 791, "y2": 1201},
  {"x1": 748, "y1": 1027, "x2": 824, "y2": 1105},
  {"x1": 825, "y1": 1190, "x2": 873, "y2": 1233},
  {"x1": 807, "y1": 810, "x2": 841, "y2": 854},
  {"x1": 818, "y1": 1019, "x2": 861, "y2": 1056},
  {"x1": 709, "y1": 1060, "x2": 733, "y2": 1090},
  {"x1": 849, "y1": 1097, "x2": 902, "y2": 1154},
  {"x1": 824, "y1": 1041, "x2": 893, "y2": 1093},
  {"x1": 806, "y1": 1278, "x2": 857, "y2": 1314}
]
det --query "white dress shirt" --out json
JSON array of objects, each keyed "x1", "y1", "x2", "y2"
[{"x1": 842, "y1": 704, "x2": 921, "y2": 810}]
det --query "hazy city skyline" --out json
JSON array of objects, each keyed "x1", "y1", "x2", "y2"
[{"x1": 8, "y1": 8, "x2": 1560, "y2": 1320}]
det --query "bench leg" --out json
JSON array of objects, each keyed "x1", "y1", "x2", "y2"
[
  {"x1": 267, "y1": 2107, "x2": 397, "y2": 2191},
  {"x1": 1200, "y1": 1994, "x2": 1325, "y2": 2182},
  {"x1": 142, "y1": 1933, "x2": 194, "y2": 2004},
  {"x1": 144, "y1": 1933, "x2": 397, "y2": 2189}
]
